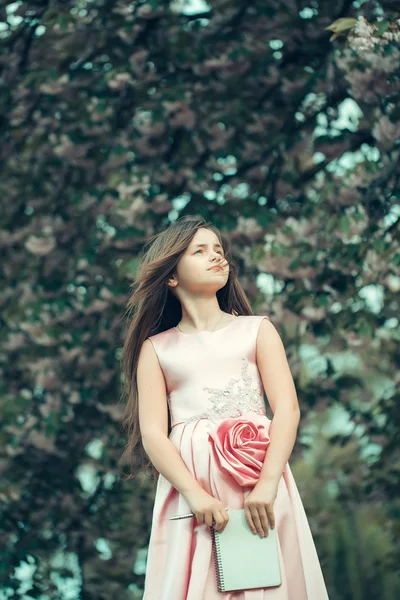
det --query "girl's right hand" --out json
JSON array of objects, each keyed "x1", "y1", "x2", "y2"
[{"x1": 184, "y1": 488, "x2": 229, "y2": 533}]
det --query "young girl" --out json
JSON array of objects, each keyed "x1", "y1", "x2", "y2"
[{"x1": 120, "y1": 215, "x2": 329, "y2": 600}]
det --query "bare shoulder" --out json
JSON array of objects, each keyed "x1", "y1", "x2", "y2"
[
  {"x1": 138, "y1": 337, "x2": 160, "y2": 368},
  {"x1": 256, "y1": 316, "x2": 284, "y2": 348},
  {"x1": 141, "y1": 337, "x2": 155, "y2": 353},
  {"x1": 255, "y1": 316, "x2": 299, "y2": 414}
]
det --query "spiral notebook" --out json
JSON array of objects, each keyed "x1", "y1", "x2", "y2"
[{"x1": 209, "y1": 509, "x2": 282, "y2": 592}]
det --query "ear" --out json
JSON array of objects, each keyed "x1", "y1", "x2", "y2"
[{"x1": 167, "y1": 274, "x2": 178, "y2": 288}]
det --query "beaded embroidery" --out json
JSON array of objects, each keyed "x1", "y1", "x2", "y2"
[{"x1": 177, "y1": 357, "x2": 266, "y2": 427}]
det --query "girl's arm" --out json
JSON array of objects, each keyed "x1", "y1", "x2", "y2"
[
  {"x1": 256, "y1": 318, "x2": 301, "y2": 487},
  {"x1": 137, "y1": 339, "x2": 204, "y2": 497}
]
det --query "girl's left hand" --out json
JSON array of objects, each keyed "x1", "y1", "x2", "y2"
[{"x1": 243, "y1": 480, "x2": 278, "y2": 538}]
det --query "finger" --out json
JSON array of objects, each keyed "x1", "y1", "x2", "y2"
[
  {"x1": 212, "y1": 510, "x2": 225, "y2": 532},
  {"x1": 267, "y1": 508, "x2": 275, "y2": 530},
  {"x1": 258, "y1": 507, "x2": 270, "y2": 537},
  {"x1": 204, "y1": 512, "x2": 213, "y2": 528},
  {"x1": 244, "y1": 506, "x2": 257, "y2": 534},
  {"x1": 250, "y1": 507, "x2": 265, "y2": 537},
  {"x1": 211, "y1": 511, "x2": 221, "y2": 532},
  {"x1": 221, "y1": 508, "x2": 230, "y2": 532},
  {"x1": 196, "y1": 513, "x2": 205, "y2": 526},
  {"x1": 221, "y1": 507, "x2": 229, "y2": 519}
]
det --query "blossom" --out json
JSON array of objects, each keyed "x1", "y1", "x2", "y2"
[{"x1": 208, "y1": 415, "x2": 271, "y2": 487}]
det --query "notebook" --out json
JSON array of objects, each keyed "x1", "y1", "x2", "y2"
[{"x1": 209, "y1": 509, "x2": 282, "y2": 592}]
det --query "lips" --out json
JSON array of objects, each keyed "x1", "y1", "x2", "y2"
[{"x1": 209, "y1": 265, "x2": 223, "y2": 271}]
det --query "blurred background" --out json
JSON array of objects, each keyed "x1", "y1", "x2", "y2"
[{"x1": 1, "y1": 1, "x2": 399, "y2": 599}]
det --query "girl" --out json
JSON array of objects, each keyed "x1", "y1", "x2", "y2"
[{"x1": 120, "y1": 215, "x2": 329, "y2": 599}]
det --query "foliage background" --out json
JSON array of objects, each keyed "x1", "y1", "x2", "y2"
[{"x1": 0, "y1": 0, "x2": 399, "y2": 598}]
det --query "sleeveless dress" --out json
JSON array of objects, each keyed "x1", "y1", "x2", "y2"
[{"x1": 142, "y1": 315, "x2": 329, "y2": 600}]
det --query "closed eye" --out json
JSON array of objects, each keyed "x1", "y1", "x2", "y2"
[{"x1": 194, "y1": 249, "x2": 223, "y2": 255}]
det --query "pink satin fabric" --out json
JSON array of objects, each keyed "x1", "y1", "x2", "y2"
[
  {"x1": 142, "y1": 315, "x2": 330, "y2": 599},
  {"x1": 208, "y1": 414, "x2": 271, "y2": 487}
]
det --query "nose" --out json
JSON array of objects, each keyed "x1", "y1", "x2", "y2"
[{"x1": 209, "y1": 255, "x2": 225, "y2": 270}]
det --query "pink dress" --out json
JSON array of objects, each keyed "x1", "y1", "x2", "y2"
[{"x1": 142, "y1": 315, "x2": 329, "y2": 600}]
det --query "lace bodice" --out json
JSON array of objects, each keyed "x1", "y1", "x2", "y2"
[{"x1": 147, "y1": 315, "x2": 270, "y2": 431}]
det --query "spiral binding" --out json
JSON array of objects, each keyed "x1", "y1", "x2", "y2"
[{"x1": 209, "y1": 526, "x2": 225, "y2": 592}]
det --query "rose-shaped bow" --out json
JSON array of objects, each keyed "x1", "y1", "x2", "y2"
[{"x1": 208, "y1": 415, "x2": 271, "y2": 487}]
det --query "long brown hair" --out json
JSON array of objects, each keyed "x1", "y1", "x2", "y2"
[{"x1": 118, "y1": 215, "x2": 254, "y2": 483}]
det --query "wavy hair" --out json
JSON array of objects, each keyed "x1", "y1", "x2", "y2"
[{"x1": 118, "y1": 215, "x2": 254, "y2": 482}]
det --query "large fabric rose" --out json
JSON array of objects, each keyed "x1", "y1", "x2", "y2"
[{"x1": 208, "y1": 415, "x2": 271, "y2": 487}]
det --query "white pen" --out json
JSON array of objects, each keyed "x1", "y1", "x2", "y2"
[{"x1": 169, "y1": 508, "x2": 229, "y2": 520}]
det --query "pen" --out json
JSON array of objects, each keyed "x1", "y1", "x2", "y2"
[{"x1": 169, "y1": 508, "x2": 229, "y2": 520}]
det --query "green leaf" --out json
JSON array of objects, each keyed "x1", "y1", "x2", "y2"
[{"x1": 340, "y1": 214, "x2": 350, "y2": 234}]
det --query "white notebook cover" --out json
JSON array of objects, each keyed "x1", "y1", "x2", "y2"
[{"x1": 210, "y1": 509, "x2": 282, "y2": 592}]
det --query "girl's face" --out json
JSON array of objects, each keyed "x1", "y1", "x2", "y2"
[{"x1": 169, "y1": 228, "x2": 229, "y2": 293}]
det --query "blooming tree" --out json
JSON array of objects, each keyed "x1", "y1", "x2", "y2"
[{"x1": 0, "y1": 1, "x2": 399, "y2": 598}]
